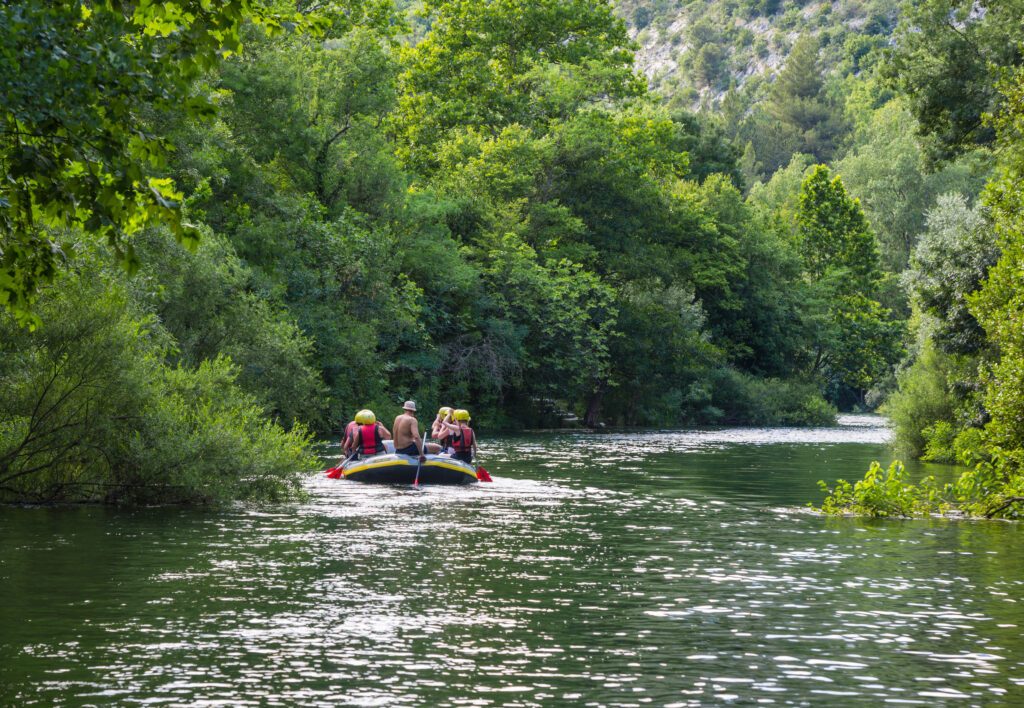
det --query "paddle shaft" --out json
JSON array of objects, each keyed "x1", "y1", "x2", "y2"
[{"x1": 412, "y1": 428, "x2": 428, "y2": 487}]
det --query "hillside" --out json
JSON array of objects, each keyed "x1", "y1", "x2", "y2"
[{"x1": 617, "y1": 0, "x2": 901, "y2": 106}]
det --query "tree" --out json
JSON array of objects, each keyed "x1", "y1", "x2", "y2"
[
  {"x1": 131, "y1": 228, "x2": 326, "y2": 427},
  {"x1": 796, "y1": 165, "x2": 881, "y2": 288},
  {"x1": 670, "y1": 111, "x2": 744, "y2": 188},
  {"x1": 220, "y1": 27, "x2": 402, "y2": 217},
  {"x1": 885, "y1": 0, "x2": 1024, "y2": 166},
  {"x1": 795, "y1": 166, "x2": 900, "y2": 402},
  {"x1": 393, "y1": 0, "x2": 643, "y2": 173},
  {"x1": 837, "y1": 98, "x2": 988, "y2": 272},
  {"x1": 0, "y1": 1, "x2": 318, "y2": 326},
  {"x1": 0, "y1": 241, "x2": 313, "y2": 504},
  {"x1": 765, "y1": 35, "x2": 846, "y2": 165},
  {"x1": 962, "y1": 66, "x2": 1024, "y2": 515},
  {"x1": 904, "y1": 193, "x2": 998, "y2": 355},
  {"x1": 824, "y1": 65, "x2": 1024, "y2": 518}
]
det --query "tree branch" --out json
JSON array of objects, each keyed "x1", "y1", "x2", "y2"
[{"x1": 985, "y1": 496, "x2": 1024, "y2": 518}]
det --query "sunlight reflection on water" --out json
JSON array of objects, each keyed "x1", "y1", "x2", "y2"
[{"x1": 1, "y1": 415, "x2": 1023, "y2": 706}]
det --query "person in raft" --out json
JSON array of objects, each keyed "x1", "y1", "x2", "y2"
[
  {"x1": 448, "y1": 409, "x2": 478, "y2": 464},
  {"x1": 341, "y1": 412, "x2": 360, "y2": 457},
  {"x1": 428, "y1": 406, "x2": 456, "y2": 454},
  {"x1": 392, "y1": 401, "x2": 427, "y2": 462},
  {"x1": 347, "y1": 409, "x2": 392, "y2": 459}
]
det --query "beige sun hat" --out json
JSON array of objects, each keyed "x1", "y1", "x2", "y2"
[{"x1": 403, "y1": 400, "x2": 417, "y2": 412}]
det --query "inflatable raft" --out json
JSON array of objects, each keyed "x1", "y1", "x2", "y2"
[{"x1": 340, "y1": 453, "x2": 479, "y2": 485}]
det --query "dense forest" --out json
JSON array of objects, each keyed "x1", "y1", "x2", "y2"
[{"x1": 1, "y1": 0, "x2": 1022, "y2": 515}]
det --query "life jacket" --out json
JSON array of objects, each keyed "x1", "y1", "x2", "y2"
[
  {"x1": 452, "y1": 426, "x2": 474, "y2": 453},
  {"x1": 357, "y1": 423, "x2": 384, "y2": 455}
]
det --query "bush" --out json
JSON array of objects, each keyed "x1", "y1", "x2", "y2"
[
  {"x1": 0, "y1": 248, "x2": 315, "y2": 505},
  {"x1": 818, "y1": 460, "x2": 949, "y2": 517},
  {"x1": 921, "y1": 421, "x2": 956, "y2": 463},
  {"x1": 881, "y1": 336, "x2": 954, "y2": 457},
  {"x1": 819, "y1": 453, "x2": 1024, "y2": 520},
  {"x1": 709, "y1": 368, "x2": 837, "y2": 426},
  {"x1": 121, "y1": 357, "x2": 314, "y2": 504}
]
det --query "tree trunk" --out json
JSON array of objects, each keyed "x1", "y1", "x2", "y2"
[{"x1": 584, "y1": 385, "x2": 605, "y2": 428}]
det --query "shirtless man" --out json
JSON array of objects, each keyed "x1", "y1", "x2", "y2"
[{"x1": 392, "y1": 401, "x2": 426, "y2": 462}]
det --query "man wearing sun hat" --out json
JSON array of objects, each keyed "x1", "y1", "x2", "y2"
[{"x1": 391, "y1": 400, "x2": 426, "y2": 462}]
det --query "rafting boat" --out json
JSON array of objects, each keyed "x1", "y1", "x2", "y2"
[{"x1": 339, "y1": 452, "x2": 479, "y2": 485}]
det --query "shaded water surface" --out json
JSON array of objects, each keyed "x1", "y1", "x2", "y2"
[{"x1": 2, "y1": 415, "x2": 1023, "y2": 705}]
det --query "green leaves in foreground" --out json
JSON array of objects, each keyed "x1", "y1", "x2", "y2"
[
  {"x1": 817, "y1": 461, "x2": 948, "y2": 518},
  {"x1": 817, "y1": 459, "x2": 1024, "y2": 520}
]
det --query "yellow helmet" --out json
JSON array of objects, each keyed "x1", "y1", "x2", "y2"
[
  {"x1": 454, "y1": 408, "x2": 470, "y2": 422},
  {"x1": 438, "y1": 406, "x2": 452, "y2": 418},
  {"x1": 355, "y1": 409, "x2": 375, "y2": 425}
]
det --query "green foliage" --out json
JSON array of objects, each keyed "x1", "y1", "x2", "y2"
[
  {"x1": 837, "y1": 37, "x2": 1024, "y2": 522},
  {"x1": 825, "y1": 292, "x2": 903, "y2": 394},
  {"x1": 670, "y1": 111, "x2": 744, "y2": 187},
  {"x1": 882, "y1": 334, "x2": 956, "y2": 458},
  {"x1": 959, "y1": 64, "x2": 1024, "y2": 519},
  {"x1": 129, "y1": 356, "x2": 314, "y2": 504},
  {"x1": 0, "y1": 244, "x2": 314, "y2": 504},
  {"x1": 921, "y1": 421, "x2": 956, "y2": 463},
  {"x1": 601, "y1": 282, "x2": 717, "y2": 426},
  {"x1": 766, "y1": 35, "x2": 847, "y2": 165},
  {"x1": 393, "y1": 0, "x2": 643, "y2": 173},
  {"x1": 481, "y1": 236, "x2": 618, "y2": 401},
  {"x1": 836, "y1": 97, "x2": 989, "y2": 272},
  {"x1": 747, "y1": 153, "x2": 814, "y2": 230},
  {"x1": 885, "y1": 0, "x2": 1024, "y2": 165},
  {"x1": 130, "y1": 228, "x2": 325, "y2": 428},
  {"x1": 220, "y1": 27, "x2": 402, "y2": 217},
  {"x1": 0, "y1": 1, "x2": 317, "y2": 325},
  {"x1": 5, "y1": 0, "x2": 956, "y2": 513},
  {"x1": 797, "y1": 165, "x2": 880, "y2": 287},
  {"x1": 708, "y1": 370, "x2": 836, "y2": 426},
  {"x1": 903, "y1": 193, "x2": 998, "y2": 355},
  {"x1": 794, "y1": 165, "x2": 901, "y2": 402},
  {"x1": 818, "y1": 461, "x2": 948, "y2": 517}
]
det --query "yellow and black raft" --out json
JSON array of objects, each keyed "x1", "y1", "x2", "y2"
[{"x1": 339, "y1": 453, "x2": 479, "y2": 485}]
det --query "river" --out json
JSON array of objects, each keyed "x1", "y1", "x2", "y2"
[{"x1": 1, "y1": 415, "x2": 1023, "y2": 705}]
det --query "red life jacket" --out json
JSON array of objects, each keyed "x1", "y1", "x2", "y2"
[
  {"x1": 452, "y1": 426, "x2": 474, "y2": 453},
  {"x1": 357, "y1": 423, "x2": 384, "y2": 455}
]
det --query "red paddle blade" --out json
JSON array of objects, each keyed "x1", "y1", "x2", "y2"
[
  {"x1": 476, "y1": 466, "x2": 493, "y2": 482},
  {"x1": 325, "y1": 467, "x2": 343, "y2": 479}
]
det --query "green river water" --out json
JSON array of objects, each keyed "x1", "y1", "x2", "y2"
[{"x1": 1, "y1": 415, "x2": 1023, "y2": 706}]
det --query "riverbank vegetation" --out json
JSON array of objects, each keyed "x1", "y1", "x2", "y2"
[
  {"x1": 816, "y1": 0, "x2": 1024, "y2": 520},
  {"x1": 1, "y1": 0, "x2": 1022, "y2": 510}
]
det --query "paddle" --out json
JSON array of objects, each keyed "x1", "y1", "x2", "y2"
[
  {"x1": 475, "y1": 448, "x2": 492, "y2": 482},
  {"x1": 412, "y1": 429, "x2": 428, "y2": 490},
  {"x1": 326, "y1": 429, "x2": 358, "y2": 479},
  {"x1": 326, "y1": 449, "x2": 356, "y2": 479}
]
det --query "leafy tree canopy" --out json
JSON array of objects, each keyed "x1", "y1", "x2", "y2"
[
  {"x1": 885, "y1": 0, "x2": 1024, "y2": 166},
  {"x1": 393, "y1": 0, "x2": 644, "y2": 173},
  {"x1": 0, "y1": 0, "x2": 325, "y2": 326},
  {"x1": 797, "y1": 165, "x2": 881, "y2": 288}
]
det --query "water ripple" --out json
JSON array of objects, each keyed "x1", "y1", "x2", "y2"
[{"x1": 1, "y1": 417, "x2": 1022, "y2": 705}]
